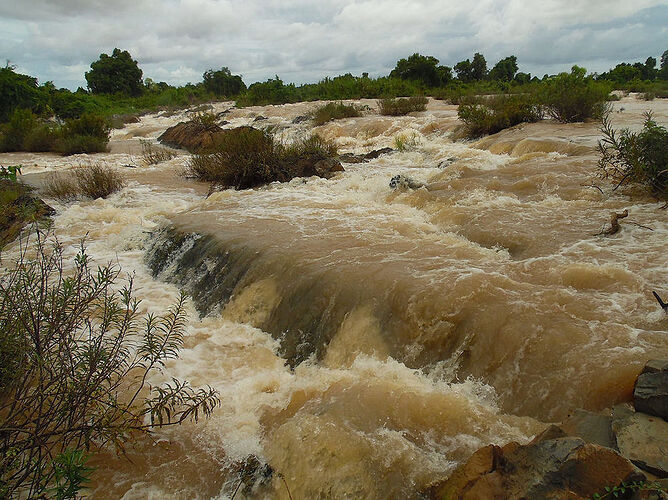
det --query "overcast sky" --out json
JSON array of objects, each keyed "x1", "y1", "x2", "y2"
[{"x1": 1, "y1": 0, "x2": 666, "y2": 90}]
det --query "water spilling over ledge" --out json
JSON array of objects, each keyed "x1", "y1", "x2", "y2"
[{"x1": 4, "y1": 97, "x2": 668, "y2": 498}]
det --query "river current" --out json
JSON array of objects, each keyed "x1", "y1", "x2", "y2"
[{"x1": 2, "y1": 96, "x2": 667, "y2": 498}]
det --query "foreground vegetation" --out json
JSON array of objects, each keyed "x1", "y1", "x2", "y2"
[
  {"x1": 0, "y1": 234, "x2": 220, "y2": 498},
  {"x1": 598, "y1": 112, "x2": 668, "y2": 200},
  {"x1": 0, "y1": 167, "x2": 53, "y2": 248}
]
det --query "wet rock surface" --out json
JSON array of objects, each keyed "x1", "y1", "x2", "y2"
[
  {"x1": 634, "y1": 360, "x2": 668, "y2": 420},
  {"x1": 158, "y1": 120, "x2": 223, "y2": 152},
  {"x1": 338, "y1": 147, "x2": 394, "y2": 163},
  {"x1": 428, "y1": 360, "x2": 668, "y2": 498}
]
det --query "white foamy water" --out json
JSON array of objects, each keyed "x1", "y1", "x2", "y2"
[{"x1": 2, "y1": 96, "x2": 667, "y2": 499}]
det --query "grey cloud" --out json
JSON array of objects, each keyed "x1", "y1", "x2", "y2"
[{"x1": 2, "y1": 0, "x2": 666, "y2": 89}]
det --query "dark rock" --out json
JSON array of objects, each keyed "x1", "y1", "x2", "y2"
[
  {"x1": 291, "y1": 115, "x2": 310, "y2": 124},
  {"x1": 612, "y1": 404, "x2": 668, "y2": 477},
  {"x1": 219, "y1": 120, "x2": 230, "y2": 126},
  {"x1": 338, "y1": 147, "x2": 394, "y2": 164},
  {"x1": 0, "y1": 181, "x2": 54, "y2": 249},
  {"x1": 158, "y1": 120, "x2": 223, "y2": 152},
  {"x1": 313, "y1": 158, "x2": 344, "y2": 179},
  {"x1": 364, "y1": 147, "x2": 393, "y2": 160},
  {"x1": 634, "y1": 360, "x2": 668, "y2": 420},
  {"x1": 253, "y1": 115, "x2": 268, "y2": 122},
  {"x1": 426, "y1": 436, "x2": 645, "y2": 500},
  {"x1": 389, "y1": 174, "x2": 425, "y2": 190},
  {"x1": 560, "y1": 409, "x2": 616, "y2": 449},
  {"x1": 437, "y1": 157, "x2": 458, "y2": 168}
]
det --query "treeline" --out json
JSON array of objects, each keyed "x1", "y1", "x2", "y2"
[{"x1": 1, "y1": 48, "x2": 667, "y2": 150}]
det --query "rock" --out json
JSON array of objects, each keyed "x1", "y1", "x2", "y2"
[
  {"x1": 389, "y1": 174, "x2": 425, "y2": 190},
  {"x1": 158, "y1": 120, "x2": 223, "y2": 152},
  {"x1": 253, "y1": 115, "x2": 268, "y2": 122},
  {"x1": 313, "y1": 158, "x2": 344, "y2": 178},
  {"x1": 612, "y1": 404, "x2": 668, "y2": 477},
  {"x1": 641, "y1": 360, "x2": 668, "y2": 375},
  {"x1": 634, "y1": 370, "x2": 668, "y2": 419},
  {"x1": 560, "y1": 409, "x2": 616, "y2": 449},
  {"x1": 338, "y1": 148, "x2": 394, "y2": 164},
  {"x1": 426, "y1": 436, "x2": 645, "y2": 500},
  {"x1": 364, "y1": 147, "x2": 393, "y2": 160},
  {"x1": 437, "y1": 157, "x2": 458, "y2": 168},
  {"x1": 291, "y1": 115, "x2": 310, "y2": 124}
]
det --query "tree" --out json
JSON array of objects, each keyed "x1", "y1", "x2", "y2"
[
  {"x1": 0, "y1": 234, "x2": 220, "y2": 497},
  {"x1": 660, "y1": 50, "x2": 668, "y2": 79},
  {"x1": 390, "y1": 53, "x2": 441, "y2": 87},
  {"x1": 471, "y1": 52, "x2": 488, "y2": 80},
  {"x1": 642, "y1": 57, "x2": 657, "y2": 80},
  {"x1": 85, "y1": 48, "x2": 143, "y2": 96},
  {"x1": 202, "y1": 67, "x2": 246, "y2": 96},
  {"x1": 0, "y1": 66, "x2": 43, "y2": 122},
  {"x1": 489, "y1": 56, "x2": 519, "y2": 82},
  {"x1": 437, "y1": 65, "x2": 453, "y2": 85},
  {"x1": 454, "y1": 59, "x2": 473, "y2": 83}
]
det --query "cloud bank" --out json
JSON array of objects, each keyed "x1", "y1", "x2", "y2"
[{"x1": 1, "y1": 0, "x2": 666, "y2": 89}]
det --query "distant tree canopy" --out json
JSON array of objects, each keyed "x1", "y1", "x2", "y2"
[
  {"x1": 202, "y1": 67, "x2": 246, "y2": 96},
  {"x1": 489, "y1": 56, "x2": 519, "y2": 81},
  {"x1": 0, "y1": 66, "x2": 43, "y2": 121},
  {"x1": 85, "y1": 48, "x2": 143, "y2": 96},
  {"x1": 661, "y1": 50, "x2": 668, "y2": 79},
  {"x1": 471, "y1": 53, "x2": 488, "y2": 80},
  {"x1": 390, "y1": 53, "x2": 446, "y2": 87},
  {"x1": 454, "y1": 59, "x2": 473, "y2": 83}
]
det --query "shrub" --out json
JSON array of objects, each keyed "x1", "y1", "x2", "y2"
[
  {"x1": 378, "y1": 96, "x2": 428, "y2": 116},
  {"x1": 0, "y1": 235, "x2": 220, "y2": 497},
  {"x1": 188, "y1": 128, "x2": 338, "y2": 189},
  {"x1": 312, "y1": 102, "x2": 361, "y2": 126},
  {"x1": 56, "y1": 114, "x2": 111, "y2": 155},
  {"x1": 42, "y1": 164, "x2": 125, "y2": 200},
  {"x1": 188, "y1": 127, "x2": 286, "y2": 188},
  {"x1": 23, "y1": 123, "x2": 59, "y2": 152},
  {"x1": 140, "y1": 139, "x2": 177, "y2": 165},
  {"x1": 597, "y1": 112, "x2": 668, "y2": 199},
  {"x1": 0, "y1": 108, "x2": 38, "y2": 152},
  {"x1": 458, "y1": 94, "x2": 542, "y2": 138},
  {"x1": 539, "y1": 66, "x2": 611, "y2": 122}
]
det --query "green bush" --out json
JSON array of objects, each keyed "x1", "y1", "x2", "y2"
[
  {"x1": 458, "y1": 94, "x2": 542, "y2": 138},
  {"x1": 188, "y1": 128, "x2": 338, "y2": 189},
  {"x1": 378, "y1": 96, "x2": 428, "y2": 116},
  {"x1": 598, "y1": 112, "x2": 668, "y2": 199},
  {"x1": 0, "y1": 235, "x2": 220, "y2": 497},
  {"x1": 312, "y1": 102, "x2": 361, "y2": 125},
  {"x1": 23, "y1": 123, "x2": 59, "y2": 152},
  {"x1": 42, "y1": 164, "x2": 125, "y2": 200},
  {"x1": 56, "y1": 114, "x2": 111, "y2": 155},
  {"x1": 0, "y1": 108, "x2": 38, "y2": 152},
  {"x1": 0, "y1": 176, "x2": 53, "y2": 249},
  {"x1": 539, "y1": 66, "x2": 611, "y2": 122}
]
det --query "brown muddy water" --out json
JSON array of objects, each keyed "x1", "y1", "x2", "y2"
[{"x1": 2, "y1": 96, "x2": 667, "y2": 498}]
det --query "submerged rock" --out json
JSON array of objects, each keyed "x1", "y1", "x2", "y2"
[
  {"x1": 389, "y1": 174, "x2": 425, "y2": 190},
  {"x1": 339, "y1": 147, "x2": 394, "y2": 164}
]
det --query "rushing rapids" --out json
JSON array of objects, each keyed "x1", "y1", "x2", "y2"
[{"x1": 3, "y1": 96, "x2": 667, "y2": 498}]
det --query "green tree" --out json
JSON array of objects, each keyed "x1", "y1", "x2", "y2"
[
  {"x1": 389, "y1": 53, "x2": 441, "y2": 87},
  {"x1": 471, "y1": 52, "x2": 488, "y2": 80},
  {"x1": 489, "y1": 56, "x2": 519, "y2": 81},
  {"x1": 660, "y1": 50, "x2": 668, "y2": 79},
  {"x1": 0, "y1": 66, "x2": 44, "y2": 122},
  {"x1": 85, "y1": 48, "x2": 144, "y2": 96},
  {"x1": 202, "y1": 67, "x2": 246, "y2": 96},
  {"x1": 454, "y1": 59, "x2": 473, "y2": 83}
]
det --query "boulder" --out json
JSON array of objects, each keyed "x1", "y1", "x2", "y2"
[
  {"x1": 292, "y1": 155, "x2": 344, "y2": 179},
  {"x1": 612, "y1": 404, "x2": 668, "y2": 478},
  {"x1": 426, "y1": 435, "x2": 645, "y2": 499},
  {"x1": 313, "y1": 158, "x2": 344, "y2": 178},
  {"x1": 560, "y1": 409, "x2": 616, "y2": 449},
  {"x1": 634, "y1": 360, "x2": 668, "y2": 420},
  {"x1": 158, "y1": 120, "x2": 223, "y2": 152},
  {"x1": 291, "y1": 115, "x2": 310, "y2": 124},
  {"x1": 389, "y1": 174, "x2": 425, "y2": 190}
]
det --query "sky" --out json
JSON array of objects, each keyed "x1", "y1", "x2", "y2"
[{"x1": 1, "y1": 0, "x2": 666, "y2": 90}]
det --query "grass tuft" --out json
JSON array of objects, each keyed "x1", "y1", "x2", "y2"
[
  {"x1": 378, "y1": 96, "x2": 428, "y2": 116},
  {"x1": 42, "y1": 164, "x2": 126, "y2": 200},
  {"x1": 312, "y1": 102, "x2": 361, "y2": 126}
]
